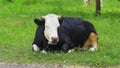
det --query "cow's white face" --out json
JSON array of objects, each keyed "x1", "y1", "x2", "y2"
[{"x1": 42, "y1": 14, "x2": 61, "y2": 45}]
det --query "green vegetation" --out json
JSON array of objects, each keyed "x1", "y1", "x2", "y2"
[{"x1": 0, "y1": 0, "x2": 120, "y2": 67}]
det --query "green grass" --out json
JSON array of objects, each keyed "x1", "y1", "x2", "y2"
[{"x1": 0, "y1": 0, "x2": 120, "y2": 67}]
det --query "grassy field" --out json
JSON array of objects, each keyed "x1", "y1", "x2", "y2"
[{"x1": 0, "y1": 0, "x2": 120, "y2": 67}]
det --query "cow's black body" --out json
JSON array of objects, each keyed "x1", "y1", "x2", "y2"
[
  {"x1": 32, "y1": 17, "x2": 97, "y2": 52},
  {"x1": 57, "y1": 17, "x2": 97, "y2": 52}
]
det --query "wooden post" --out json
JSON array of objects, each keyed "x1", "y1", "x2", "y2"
[{"x1": 96, "y1": 0, "x2": 101, "y2": 16}]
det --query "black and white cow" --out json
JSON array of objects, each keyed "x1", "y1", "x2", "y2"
[{"x1": 32, "y1": 14, "x2": 98, "y2": 53}]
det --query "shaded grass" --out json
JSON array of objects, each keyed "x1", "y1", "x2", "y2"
[{"x1": 0, "y1": 0, "x2": 120, "y2": 67}]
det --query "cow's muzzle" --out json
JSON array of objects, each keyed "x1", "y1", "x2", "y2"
[{"x1": 48, "y1": 37, "x2": 59, "y2": 45}]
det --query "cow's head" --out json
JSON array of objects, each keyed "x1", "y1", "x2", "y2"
[{"x1": 34, "y1": 14, "x2": 62, "y2": 45}]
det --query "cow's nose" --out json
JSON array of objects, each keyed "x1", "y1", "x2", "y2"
[{"x1": 51, "y1": 37, "x2": 58, "y2": 42}]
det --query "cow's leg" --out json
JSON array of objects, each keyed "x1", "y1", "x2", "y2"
[
  {"x1": 40, "y1": 42, "x2": 48, "y2": 54},
  {"x1": 68, "y1": 47, "x2": 81, "y2": 53},
  {"x1": 40, "y1": 49, "x2": 47, "y2": 54},
  {"x1": 32, "y1": 44, "x2": 40, "y2": 52},
  {"x1": 83, "y1": 32, "x2": 98, "y2": 52},
  {"x1": 45, "y1": 45, "x2": 57, "y2": 53},
  {"x1": 32, "y1": 42, "x2": 47, "y2": 54},
  {"x1": 89, "y1": 32, "x2": 98, "y2": 51},
  {"x1": 60, "y1": 31, "x2": 74, "y2": 53},
  {"x1": 61, "y1": 43, "x2": 70, "y2": 53}
]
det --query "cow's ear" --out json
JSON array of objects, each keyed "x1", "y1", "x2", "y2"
[
  {"x1": 58, "y1": 16, "x2": 63, "y2": 24},
  {"x1": 34, "y1": 19, "x2": 45, "y2": 26}
]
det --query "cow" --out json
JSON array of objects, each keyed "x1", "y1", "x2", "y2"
[
  {"x1": 84, "y1": 0, "x2": 92, "y2": 6},
  {"x1": 32, "y1": 14, "x2": 98, "y2": 53}
]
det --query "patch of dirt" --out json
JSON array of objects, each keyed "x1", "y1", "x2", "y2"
[
  {"x1": 0, "y1": 62, "x2": 119, "y2": 68},
  {"x1": 0, "y1": 62, "x2": 89, "y2": 68}
]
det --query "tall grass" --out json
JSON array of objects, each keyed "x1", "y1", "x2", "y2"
[{"x1": 0, "y1": 0, "x2": 120, "y2": 66}]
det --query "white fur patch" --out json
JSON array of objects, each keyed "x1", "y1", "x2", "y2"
[
  {"x1": 89, "y1": 47, "x2": 97, "y2": 52},
  {"x1": 32, "y1": 44, "x2": 40, "y2": 52},
  {"x1": 41, "y1": 50, "x2": 47, "y2": 54},
  {"x1": 68, "y1": 49, "x2": 74, "y2": 53}
]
